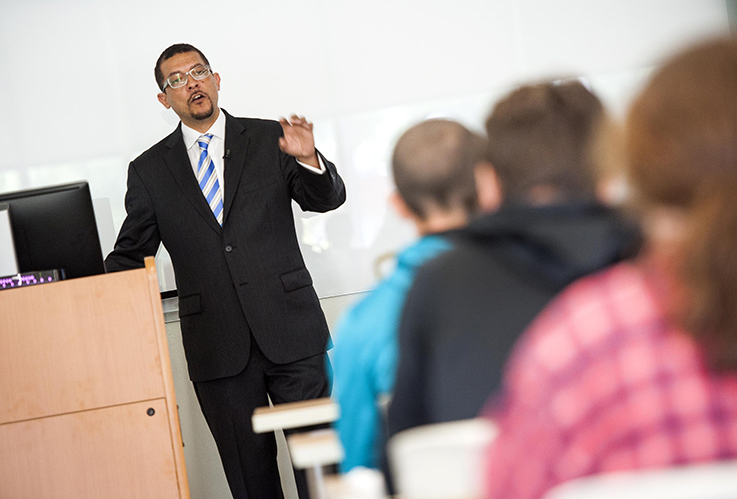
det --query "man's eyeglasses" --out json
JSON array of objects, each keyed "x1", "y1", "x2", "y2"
[{"x1": 162, "y1": 64, "x2": 212, "y2": 91}]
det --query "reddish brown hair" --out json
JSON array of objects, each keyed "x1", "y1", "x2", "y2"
[{"x1": 626, "y1": 38, "x2": 737, "y2": 370}]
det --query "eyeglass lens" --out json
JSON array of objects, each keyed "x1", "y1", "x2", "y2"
[{"x1": 167, "y1": 65, "x2": 211, "y2": 89}]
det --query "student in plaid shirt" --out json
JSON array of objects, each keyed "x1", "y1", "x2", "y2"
[{"x1": 484, "y1": 38, "x2": 737, "y2": 499}]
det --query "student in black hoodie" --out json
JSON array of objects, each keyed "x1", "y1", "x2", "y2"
[{"x1": 387, "y1": 80, "x2": 640, "y2": 434}]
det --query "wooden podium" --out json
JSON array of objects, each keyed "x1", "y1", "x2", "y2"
[{"x1": 0, "y1": 257, "x2": 189, "y2": 499}]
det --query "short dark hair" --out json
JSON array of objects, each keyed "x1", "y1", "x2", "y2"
[
  {"x1": 485, "y1": 80, "x2": 604, "y2": 203},
  {"x1": 392, "y1": 119, "x2": 483, "y2": 219},
  {"x1": 154, "y1": 43, "x2": 211, "y2": 91}
]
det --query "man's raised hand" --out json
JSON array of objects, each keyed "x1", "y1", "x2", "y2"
[{"x1": 279, "y1": 115, "x2": 319, "y2": 167}]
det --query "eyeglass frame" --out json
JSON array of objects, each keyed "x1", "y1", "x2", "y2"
[{"x1": 161, "y1": 64, "x2": 213, "y2": 91}]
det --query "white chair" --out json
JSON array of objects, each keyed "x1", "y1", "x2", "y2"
[
  {"x1": 252, "y1": 398, "x2": 343, "y2": 499},
  {"x1": 387, "y1": 418, "x2": 498, "y2": 499},
  {"x1": 542, "y1": 459, "x2": 737, "y2": 499}
]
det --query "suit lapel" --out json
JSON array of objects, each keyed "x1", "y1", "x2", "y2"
[
  {"x1": 163, "y1": 125, "x2": 222, "y2": 235},
  {"x1": 222, "y1": 111, "x2": 249, "y2": 224}
]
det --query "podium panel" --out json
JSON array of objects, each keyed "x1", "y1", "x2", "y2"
[
  {"x1": 0, "y1": 269, "x2": 165, "y2": 424},
  {"x1": 0, "y1": 258, "x2": 189, "y2": 498},
  {"x1": 0, "y1": 399, "x2": 181, "y2": 499}
]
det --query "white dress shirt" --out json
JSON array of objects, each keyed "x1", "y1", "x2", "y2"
[{"x1": 181, "y1": 109, "x2": 325, "y2": 196}]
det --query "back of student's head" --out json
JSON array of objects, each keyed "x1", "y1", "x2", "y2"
[
  {"x1": 485, "y1": 81, "x2": 604, "y2": 204},
  {"x1": 392, "y1": 119, "x2": 483, "y2": 220},
  {"x1": 626, "y1": 37, "x2": 737, "y2": 370}
]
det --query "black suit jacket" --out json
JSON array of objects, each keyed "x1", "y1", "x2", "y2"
[{"x1": 105, "y1": 111, "x2": 346, "y2": 382}]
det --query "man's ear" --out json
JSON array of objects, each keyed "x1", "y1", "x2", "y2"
[
  {"x1": 389, "y1": 191, "x2": 415, "y2": 220},
  {"x1": 214, "y1": 72, "x2": 221, "y2": 90},
  {"x1": 157, "y1": 92, "x2": 171, "y2": 109},
  {"x1": 474, "y1": 161, "x2": 503, "y2": 213}
]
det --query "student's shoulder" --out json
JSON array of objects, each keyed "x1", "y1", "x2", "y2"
[
  {"x1": 410, "y1": 234, "x2": 480, "y2": 284},
  {"x1": 508, "y1": 262, "x2": 648, "y2": 380}
]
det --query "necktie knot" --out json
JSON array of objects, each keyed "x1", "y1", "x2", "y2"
[{"x1": 198, "y1": 134, "x2": 213, "y2": 152}]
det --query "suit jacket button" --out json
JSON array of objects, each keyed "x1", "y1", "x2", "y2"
[{"x1": 225, "y1": 245, "x2": 233, "y2": 253}]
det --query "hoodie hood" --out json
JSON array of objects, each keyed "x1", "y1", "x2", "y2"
[{"x1": 463, "y1": 202, "x2": 641, "y2": 291}]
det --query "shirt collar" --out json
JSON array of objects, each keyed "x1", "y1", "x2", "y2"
[{"x1": 181, "y1": 108, "x2": 226, "y2": 150}]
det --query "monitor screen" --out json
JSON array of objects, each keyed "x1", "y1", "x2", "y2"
[{"x1": 0, "y1": 182, "x2": 105, "y2": 279}]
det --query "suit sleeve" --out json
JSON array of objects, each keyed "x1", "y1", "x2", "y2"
[
  {"x1": 280, "y1": 146, "x2": 346, "y2": 213},
  {"x1": 104, "y1": 162, "x2": 161, "y2": 272}
]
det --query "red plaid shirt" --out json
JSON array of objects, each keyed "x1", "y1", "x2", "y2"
[{"x1": 483, "y1": 261, "x2": 737, "y2": 499}]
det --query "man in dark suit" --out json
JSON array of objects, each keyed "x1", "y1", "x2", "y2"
[{"x1": 105, "y1": 43, "x2": 346, "y2": 499}]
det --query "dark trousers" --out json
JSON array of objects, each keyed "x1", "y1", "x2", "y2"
[{"x1": 193, "y1": 334, "x2": 330, "y2": 499}]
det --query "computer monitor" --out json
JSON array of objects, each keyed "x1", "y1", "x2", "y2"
[{"x1": 0, "y1": 182, "x2": 105, "y2": 279}]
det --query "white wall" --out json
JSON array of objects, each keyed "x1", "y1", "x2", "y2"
[{"x1": 0, "y1": 0, "x2": 729, "y2": 297}]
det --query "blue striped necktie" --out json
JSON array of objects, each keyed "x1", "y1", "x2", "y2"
[{"x1": 196, "y1": 134, "x2": 223, "y2": 225}]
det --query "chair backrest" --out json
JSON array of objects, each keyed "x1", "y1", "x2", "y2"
[
  {"x1": 388, "y1": 418, "x2": 498, "y2": 499},
  {"x1": 542, "y1": 459, "x2": 737, "y2": 499}
]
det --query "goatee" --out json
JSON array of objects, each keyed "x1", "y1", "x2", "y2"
[
  {"x1": 191, "y1": 106, "x2": 214, "y2": 121},
  {"x1": 190, "y1": 95, "x2": 214, "y2": 121}
]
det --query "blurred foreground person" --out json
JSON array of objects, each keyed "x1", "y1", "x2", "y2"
[
  {"x1": 332, "y1": 120, "x2": 483, "y2": 471},
  {"x1": 484, "y1": 38, "x2": 737, "y2": 499},
  {"x1": 388, "y1": 81, "x2": 639, "y2": 437}
]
